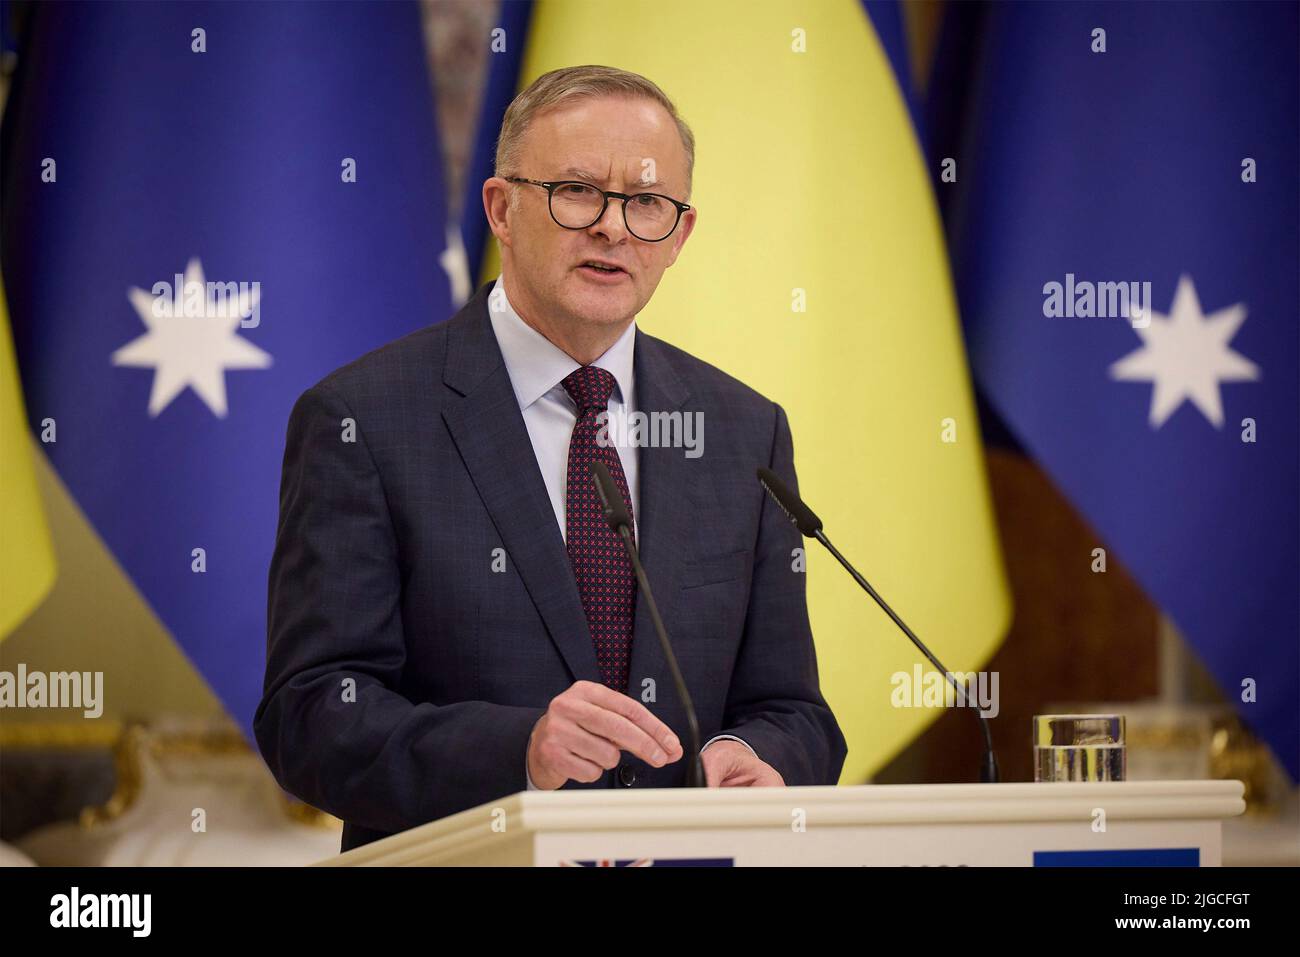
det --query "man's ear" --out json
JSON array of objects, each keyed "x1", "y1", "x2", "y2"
[
  {"x1": 482, "y1": 177, "x2": 513, "y2": 247},
  {"x1": 664, "y1": 206, "x2": 697, "y2": 268}
]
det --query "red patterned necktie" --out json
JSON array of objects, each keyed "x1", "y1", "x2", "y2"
[{"x1": 562, "y1": 365, "x2": 637, "y2": 692}]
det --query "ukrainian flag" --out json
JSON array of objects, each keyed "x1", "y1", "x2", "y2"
[
  {"x1": 476, "y1": 0, "x2": 1010, "y2": 782},
  {"x1": 0, "y1": 279, "x2": 55, "y2": 639}
]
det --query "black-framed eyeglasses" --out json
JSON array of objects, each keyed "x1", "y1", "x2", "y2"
[{"x1": 505, "y1": 177, "x2": 691, "y2": 243}]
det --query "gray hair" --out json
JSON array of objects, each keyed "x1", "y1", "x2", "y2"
[{"x1": 494, "y1": 65, "x2": 695, "y2": 199}]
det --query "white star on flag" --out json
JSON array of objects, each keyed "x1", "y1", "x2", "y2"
[
  {"x1": 112, "y1": 258, "x2": 271, "y2": 418},
  {"x1": 439, "y1": 224, "x2": 472, "y2": 307},
  {"x1": 1109, "y1": 275, "x2": 1259, "y2": 428}
]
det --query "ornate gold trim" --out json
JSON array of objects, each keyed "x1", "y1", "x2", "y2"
[
  {"x1": 79, "y1": 725, "x2": 145, "y2": 828},
  {"x1": 0, "y1": 719, "x2": 123, "y2": 748},
  {"x1": 2, "y1": 718, "x2": 338, "y2": 830}
]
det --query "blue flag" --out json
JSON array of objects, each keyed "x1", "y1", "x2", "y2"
[
  {"x1": 1, "y1": 1, "x2": 458, "y2": 737},
  {"x1": 947, "y1": 2, "x2": 1298, "y2": 777}
]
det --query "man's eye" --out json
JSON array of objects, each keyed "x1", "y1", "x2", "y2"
[
  {"x1": 632, "y1": 194, "x2": 659, "y2": 206},
  {"x1": 559, "y1": 184, "x2": 593, "y2": 196}
]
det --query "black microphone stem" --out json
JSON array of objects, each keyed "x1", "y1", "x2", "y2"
[
  {"x1": 813, "y1": 528, "x2": 1000, "y2": 784},
  {"x1": 618, "y1": 525, "x2": 707, "y2": 788}
]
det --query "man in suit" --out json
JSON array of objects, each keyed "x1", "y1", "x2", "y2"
[{"x1": 255, "y1": 65, "x2": 846, "y2": 852}]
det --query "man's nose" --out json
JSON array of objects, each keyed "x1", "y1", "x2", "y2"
[{"x1": 587, "y1": 195, "x2": 629, "y2": 242}]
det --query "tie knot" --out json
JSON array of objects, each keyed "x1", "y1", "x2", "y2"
[{"x1": 562, "y1": 365, "x2": 617, "y2": 413}]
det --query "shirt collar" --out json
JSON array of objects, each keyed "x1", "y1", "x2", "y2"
[{"x1": 487, "y1": 275, "x2": 636, "y2": 411}]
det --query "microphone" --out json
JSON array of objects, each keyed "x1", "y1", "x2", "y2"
[
  {"x1": 756, "y1": 467, "x2": 1000, "y2": 784},
  {"x1": 590, "y1": 460, "x2": 706, "y2": 788}
]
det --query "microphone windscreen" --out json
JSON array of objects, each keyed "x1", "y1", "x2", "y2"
[{"x1": 756, "y1": 466, "x2": 823, "y2": 536}]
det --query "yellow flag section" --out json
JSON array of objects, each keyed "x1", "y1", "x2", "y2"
[
  {"x1": 0, "y1": 279, "x2": 56, "y2": 638},
  {"x1": 486, "y1": 0, "x2": 1011, "y2": 782}
]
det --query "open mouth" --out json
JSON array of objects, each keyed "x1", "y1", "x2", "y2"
[{"x1": 577, "y1": 260, "x2": 629, "y2": 280}]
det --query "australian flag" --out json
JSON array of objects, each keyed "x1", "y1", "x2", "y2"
[
  {"x1": 1, "y1": 2, "x2": 459, "y2": 737},
  {"x1": 943, "y1": 2, "x2": 1298, "y2": 777}
]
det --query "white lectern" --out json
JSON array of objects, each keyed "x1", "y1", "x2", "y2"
[{"x1": 318, "y1": 780, "x2": 1244, "y2": 866}]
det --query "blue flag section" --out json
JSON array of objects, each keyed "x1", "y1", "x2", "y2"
[
  {"x1": 946, "y1": 3, "x2": 1299, "y2": 777},
  {"x1": 459, "y1": 0, "x2": 533, "y2": 283},
  {"x1": 1, "y1": 2, "x2": 456, "y2": 737}
]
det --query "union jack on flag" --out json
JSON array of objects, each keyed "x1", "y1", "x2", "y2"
[
  {"x1": 561, "y1": 859, "x2": 653, "y2": 867},
  {"x1": 559, "y1": 858, "x2": 733, "y2": 867}
]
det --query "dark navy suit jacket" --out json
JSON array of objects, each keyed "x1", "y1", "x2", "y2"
[{"x1": 255, "y1": 282, "x2": 846, "y2": 852}]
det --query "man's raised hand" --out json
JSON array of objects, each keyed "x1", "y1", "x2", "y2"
[{"x1": 526, "y1": 680, "x2": 684, "y2": 790}]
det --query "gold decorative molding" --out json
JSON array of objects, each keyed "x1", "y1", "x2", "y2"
[
  {"x1": 79, "y1": 725, "x2": 144, "y2": 829},
  {"x1": 1208, "y1": 716, "x2": 1279, "y2": 815},
  {"x1": 0, "y1": 719, "x2": 123, "y2": 748},
  {"x1": 281, "y1": 797, "x2": 343, "y2": 831},
  {"x1": 1, "y1": 717, "x2": 338, "y2": 831}
]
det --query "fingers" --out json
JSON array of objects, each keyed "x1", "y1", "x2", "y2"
[
  {"x1": 703, "y1": 756, "x2": 722, "y2": 787},
  {"x1": 530, "y1": 719, "x2": 610, "y2": 786},
  {"x1": 700, "y1": 741, "x2": 786, "y2": 787},
  {"x1": 531, "y1": 680, "x2": 687, "y2": 790},
  {"x1": 569, "y1": 681, "x2": 683, "y2": 763},
  {"x1": 720, "y1": 767, "x2": 782, "y2": 787},
  {"x1": 700, "y1": 742, "x2": 739, "y2": 787},
  {"x1": 561, "y1": 723, "x2": 622, "y2": 773},
  {"x1": 565, "y1": 698, "x2": 675, "y2": 768},
  {"x1": 551, "y1": 749, "x2": 605, "y2": 785}
]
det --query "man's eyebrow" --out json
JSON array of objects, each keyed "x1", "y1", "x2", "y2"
[
  {"x1": 560, "y1": 167, "x2": 663, "y2": 190},
  {"x1": 561, "y1": 167, "x2": 605, "y2": 182}
]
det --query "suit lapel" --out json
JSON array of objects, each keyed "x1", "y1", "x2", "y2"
[
  {"x1": 440, "y1": 286, "x2": 600, "y2": 685},
  {"x1": 440, "y1": 291, "x2": 696, "y2": 695},
  {"x1": 626, "y1": 330, "x2": 693, "y2": 696}
]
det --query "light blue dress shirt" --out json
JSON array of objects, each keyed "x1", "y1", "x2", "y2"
[
  {"x1": 485, "y1": 277, "x2": 755, "y2": 789},
  {"x1": 487, "y1": 276, "x2": 639, "y2": 543}
]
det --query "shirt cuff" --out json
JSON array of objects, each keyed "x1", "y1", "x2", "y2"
[
  {"x1": 526, "y1": 727, "x2": 540, "y2": 790},
  {"x1": 702, "y1": 734, "x2": 756, "y2": 758}
]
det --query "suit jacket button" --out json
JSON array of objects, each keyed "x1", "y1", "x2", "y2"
[{"x1": 618, "y1": 764, "x2": 636, "y2": 787}]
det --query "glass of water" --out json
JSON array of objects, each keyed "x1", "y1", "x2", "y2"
[{"x1": 1034, "y1": 714, "x2": 1126, "y2": 782}]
